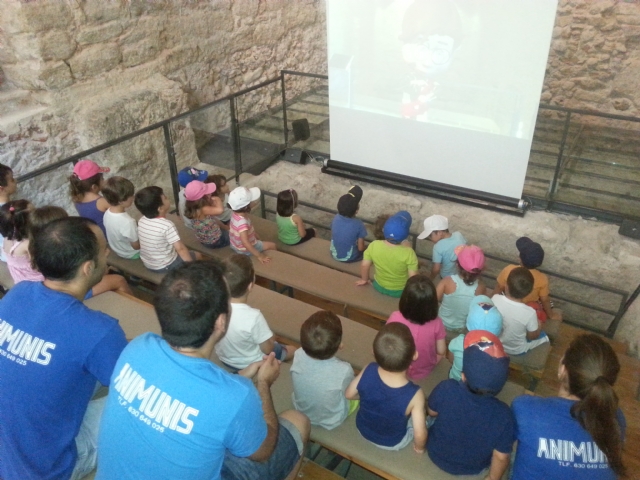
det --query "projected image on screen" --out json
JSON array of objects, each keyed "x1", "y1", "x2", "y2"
[{"x1": 327, "y1": 0, "x2": 557, "y2": 199}]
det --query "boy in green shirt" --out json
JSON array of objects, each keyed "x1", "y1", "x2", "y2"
[{"x1": 356, "y1": 211, "x2": 418, "y2": 297}]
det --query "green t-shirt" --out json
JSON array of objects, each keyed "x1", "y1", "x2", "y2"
[
  {"x1": 276, "y1": 214, "x2": 301, "y2": 245},
  {"x1": 363, "y1": 240, "x2": 418, "y2": 291}
]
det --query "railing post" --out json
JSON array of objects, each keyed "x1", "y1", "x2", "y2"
[
  {"x1": 162, "y1": 124, "x2": 181, "y2": 210},
  {"x1": 260, "y1": 193, "x2": 266, "y2": 219},
  {"x1": 280, "y1": 71, "x2": 289, "y2": 146},
  {"x1": 230, "y1": 97, "x2": 242, "y2": 184},
  {"x1": 548, "y1": 111, "x2": 572, "y2": 202}
]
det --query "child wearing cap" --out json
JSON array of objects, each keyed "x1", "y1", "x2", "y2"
[
  {"x1": 69, "y1": 159, "x2": 110, "y2": 237},
  {"x1": 291, "y1": 310, "x2": 357, "y2": 430},
  {"x1": 494, "y1": 237, "x2": 561, "y2": 322},
  {"x1": 135, "y1": 186, "x2": 199, "y2": 272},
  {"x1": 228, "y1": 186, "x2": 275, "y2": 264},
  {"x1": 102, "y1": 176, "x2": 140, "y2": 259},
  {"x1": 436, "y1": 245, "x2": 486, "y2": 335},
  {"x1": 330, "y1": 185, "x2": 367, "y2": 262},
  {"x1": 0, "y1": 163, "x2": 18, "y2": 262},
  {"x1": 346, "y1": 323, "x2": 427, "y2": 453},
  {"x1": 387, "y1": 274, "x2": 446, "y2": 380},
  {"x1": 177, "y1": 166, "x2": 208, "y2": 229},
  {"x1": 417, "y1": 214, "x2": 466, "y2": 281},
  {"x1": 356, "y1": 211, "x2": 418, "y2": 297},
  {"x1": 183, "y1": 180, "x2": 229, "y2": 249},
  {"x1": 427, "y1": 331, "x2": 514, "y2": 479},
  {"x1": 448, "y1": 295, "x2": 503, "y2": 381},
  {"x1": 205, "y1": 174, "x2": 232, "y2": 225},
  {"x1": 493, "y1": 267, "x2": 549, "y2": 355}
]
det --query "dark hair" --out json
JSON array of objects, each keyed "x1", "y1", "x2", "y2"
[
  {"x1": 206, "y1": 174, "x2": 227, "y2": 199},
  {"x1": 300, "y1": 311, "x2": 343, "y2": 360},
  {"x1": 276, "y1": 189, "x2": 297, "y2": 217},
  {"x1": 69, "y1": 172, "x2": 103, "y2": 203},
  {"x1": 224, "y1": 254, "x2": 254, "y2": 298},
  {"x1": 0, "y1": 200, "x2": 31, "y2": 241},
  {"x1": 506, "y1": 266, "x2": 534, "y2": 299},
  {"x1": 457, "y1": 260, "x2": 482, "y2": 286},
  {"x1": 373, "y1": 323, "x2": 416, "y2": 372},
  {"x1": 154, "y1": 260, "x2": 230, "y2": 349},
  {"x1": 32, "y1": 217, "x2": 99, "y2": 281},
  {"x1": 373, "y1": 214, "x2": 391, "y2": 241},
  {"x1": 0, "y1": 164, "x2": 13, "y2": 187},
  {"x1": 101, "y1": 176, "x2": 135, "y2": 206},
  {"x1": 563, "y1": 334, "x2": 625, "y2": 477},
  {"x1": 135, "y1": 186, "x2": 164, "y2": 218},
  {"x1": 399, "y1": 274, "x2": 438, "y2": 325},
  {"x1": 28, "y1": 206, "x2": 69, "y2": 269},
  {"x1": 184, "y1": 195, "x2": 213, "y2": 220}
]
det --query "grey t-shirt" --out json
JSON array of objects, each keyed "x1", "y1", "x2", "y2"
[{"x1": 291, "y1": 349, "x2": 354, "y2": 430}]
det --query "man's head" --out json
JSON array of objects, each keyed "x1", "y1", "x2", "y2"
[
  {"x1": 102, "y1": 176, "x2": 135, "y2": 207},
  {"x1": 154, "y1": 260, "x2": 230, "y2": 349},
  {"x1": 135, "y1": 186, "x2": 168, "y2": 219},
  {"x1": 462, "y1": 330, "x2": 510, "y2": 396},
  {"x1": 516, "y1": 236, "x2": 544, "y2": 269},
  {"x1": 224, "y1": 254, "x2": 254, "y2": 299},
  {"x1": 373, "y1": 323, "x2": 416, "y2": 373},
  {"x1": 32, "y1": 217, "x2": 107, "y2": 288},
  {"x1": 506, "y1": 266, "x2": 534, "y2": 300},
  {"x1": 300, "y1": 310, "x2": 343, "y2": 360}
]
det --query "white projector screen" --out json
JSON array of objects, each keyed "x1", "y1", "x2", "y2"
[{"x1": 327, "y1": 0, "x2": 558, "y2": 200}]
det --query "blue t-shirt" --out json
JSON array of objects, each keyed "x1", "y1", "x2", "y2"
[
  {"x1": 432, "y1": 231, "x2": 466, "y2": 278},
  {"x1": 0, "y1": 281, "x2": 127, "y2": 480},
  {"x1": 427, "y1": 379, "x2": 515, "y2": 475},
  {"x1": 97, "y1": 333, "x2": 267, "y2": 480},
  {"x1": 330, "y1": 215, "x2": 367, "y2": 262},
  {"x1": 512, "y1": 395, "x2": 626, "y2": 480}
]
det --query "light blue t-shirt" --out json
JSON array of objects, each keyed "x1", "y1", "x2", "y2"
[
  {"x1": 448, "y1": 334, "x2": 464, "y2": 381},
  {"x1": 331, "y1": 214, "x2": 367, "y2": 262},
  {"x1": 432, "y1": 231, "x2": 466, "y2": 278},
  {"x1": 97, "y1": 333, "x2": 266, "y2": 480}
]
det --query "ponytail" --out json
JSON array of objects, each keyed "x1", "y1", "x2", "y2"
[
  {"x1": 564, "y1": 334, "x2": 626, "y2": 477},
  {"x1": 69, "y1": 173, "x2": 103, "y2": 202},
  {"x1": 0, "y1": 200, "x2": 31, "y2": 241},
  {"x1": 457, "y1": 260, "x2": 481, "y2": 286}
]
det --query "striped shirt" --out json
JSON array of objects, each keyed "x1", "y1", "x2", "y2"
[
  {"x1": 230, "y1": 213, "x2": 256, "y2": 252},
  {"x1": 138, "y1": 216, "x2": 180, "y2": 270}
]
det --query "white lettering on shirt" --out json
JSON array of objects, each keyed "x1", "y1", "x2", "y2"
[
  {"x1": 0, "y1": 320, "x2": 56, "y2": 366},
  {"x1": 537, "y1": 438, "x2": 607, "y2": 466}
]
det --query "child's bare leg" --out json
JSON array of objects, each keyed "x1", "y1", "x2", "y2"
[
  {"x1": 92, "y1": 273, "x2": 133, "y2": 296},
  {"x1": 193, "y1": 251, "x2": 203, "y2": 260},
  {"x1": 262, "y1": 241, "x2": 277, "y2": 252},
  {"x1": 284, "y1": 344, "x2": 298, "y2": 361}
]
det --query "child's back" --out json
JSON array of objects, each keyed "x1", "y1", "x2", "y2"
[
  {"x1": 102, "y1": 176, "x2": 140, "y2": 260},
  {"x1": 70, "y1": 160, "x2": 110, "y2": 237},
  {"x1": 331, "y1": 187, "x2": 366, "y2": 262}
]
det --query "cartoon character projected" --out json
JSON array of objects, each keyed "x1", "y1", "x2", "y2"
[{"x1": 400, "y1": 0, "x2": 463, "y2": 121}]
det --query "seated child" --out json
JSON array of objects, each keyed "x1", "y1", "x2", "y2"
[
  {"x1": 417, "y1": 214, "x2": 466, "y2": 281},
  {"x1": 330, "y1": 185, "x2": 367, "y2": 262},
  {"x1": 276, "y1": 188, "x2": 315, "y2": 245},
  {"x1": 0, "y1": 163, "x2": 18, "y2": 262},
  {"x1": 448, "y1": 295, "x2": 503, "y2": 381},
  {"x1": 373, "y1": 214, "x2": 391, "y2": 241},
  {"x1": 206, "y1": 174, "x2": 232, "y2": 225},
  {"x1": 427, "y1": 331, "x2": 514, "y2": 478},
  {"x1": 102, "y1": 176, "x2": 140, "y2": 259},
  {"x1": 356, "y1": 211, "x2": 418, "y2": 297},
  {"x1": 69, "y1": 159, "x2": 110, "y2": 237},
  {"x1": 387, "y1": 275, "x2": 446, "y2": 380},
  {"x1": 177, "y1": 166, "x2": 208, "y2": 229},
  {"x1": 215, "y1": 254, "x2": 295, "y2": 370},
  {"x1": 437, "y1": 244, "x2": 486, "y2": 334},
  {"x1": 291, "y1": 310, "x2": 356, "y2": 430},
  {"x1": 494, "y1": 236, "x2": 561, "y2": 322},
  {"x1": 228, "y1": 186, "x2": 276, "y2": 264},
  {"x1": 135, "y1": 186, "x2": 197, "y2": 272},
  {"x1": 183, "y1": 180, "x2": 229, "y2": 249},
  {"x1": 347, "y1": 323, "x2": 427, "y2": 453},
  {"x1": 0, "y1": 200, "x2": 42, "y2": 283},
  {"x1": 493, "y1": 267, "x2": 549, "y2": 355}
]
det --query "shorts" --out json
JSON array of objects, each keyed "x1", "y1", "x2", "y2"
[
  {"x1": 220, "y1": 418, "x2": 302, "y2": 480},
  {"x1": 368, "y1": 420, "x2": 414, "y2": 451},
  {"x1": 203, "y1": 230, "x2": 231, "y2": 249},
  {"x1": 231, "y1": 240, "x2": 264, "y2": 256},
  {"x1": 149, "y1": 252, "x2": 196, "y2": 273},
  {"x1": 288, "y1": 228, "x2": 316, "y2": 246},
  {"x1": 372, "y1": 280, "x2": 403, "y2": 298},
  {"x1": 222, "y1": 342, "x2": 288, "y2": 373}
]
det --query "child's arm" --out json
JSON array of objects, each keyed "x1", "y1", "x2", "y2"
[
  {"x1": 526, "y1": 323, "x2": 542, "y2": 341},
  {"x1": 172, "y1": 240, "x2": 193, "y2": 262},
  {"x1": 407, "y1": 389, "x2": 427, "y2": 453},
  {"x1": 357, "y1": 237, "x2": 365, "y2": 252},
  {"x1": 475, "y1": 279, "x2": 487, "y2": 296},
  {"x1": 130, "y1": 240, "x2": 141, "y2": 250},
  {"x1": 292, "y1": 214, "x2": 307, "y2": 238},
  {"x1": 259, "y1": 336, "x2": 276, "y2": 356},
  {"x1": 240, "y1": 230, "x2": 270, "y2": 264},
  {"x1": 485, "y1": 449, "x2": 510, "y2": 480},
  {"x1": 96, "y1": 197, "x2": 110, "y2": 212},
  {"x1": 345, "y1": 368, "x2": 365, "y2": 400},
  {"x1": 355, "y1": 260, "x2": 372, "y2": 286},
  {"x1": 430, "y1": 262, "x2": 441, "y2": 280},
  {"x1": 540, "y1": 295, "x2": 561, "y2": 320},
  {"x1": 201, "y1": 197, "x2": 224, "y2": 216},
  {"x1": 492, "y1": 283, "x2": 505, "y2": 296},
  {"x1": 436, "y1": 338, "x2": 447, "y2": 358},
  {"x1": 436, "y1": 277, "x2": 448, "y2": 302}
]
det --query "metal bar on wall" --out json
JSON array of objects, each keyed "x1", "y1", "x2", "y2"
[
  {"x1": 229, "y1": 97, "x2": 242, "y2": 184},
  {"x1": 162, "y1": 124, "x2": 181, "y2": 210},
  {"x1": 280, "y1": 72, "x2": 289, "y2": 146},
  {"x1": 548, "y1": 111, "x2": 572, "y2": 200}
]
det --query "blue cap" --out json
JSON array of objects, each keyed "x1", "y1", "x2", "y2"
[
  {"x1": 383, "y1": 210, "x2": 412, "y2": 243},
  {"x1": 178, "y1": 167, "x2": 208, "y2": 188},
  {"x1": 466, "y1": 295, "x2": 503, "y2": 335}
]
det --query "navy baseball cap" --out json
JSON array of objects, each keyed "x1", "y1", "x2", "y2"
[
  {"x1": 383, "y1": 210, "x2": 412, "y2": 243},
  {"x1": 178, "y1": 167, "x2": 208, "y2": 188},
  {"x1": 516, "y1": 236, "x2": 544, "y2": 269},
  {"x1": 463, "y1": 330, "x2": 510, "y2": 396}
]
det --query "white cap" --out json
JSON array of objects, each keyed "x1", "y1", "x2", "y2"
[
  {"x1": 228, "y1": 186, "x2": 261, "y2": 210},
  {"x1": 417, "y1": 214, "x2": 449, "y2": 240}
]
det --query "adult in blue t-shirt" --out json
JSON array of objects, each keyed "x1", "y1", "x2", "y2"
[
  {"x1": 330, "y1": 192, "x2": 367, "y2": 262},
  {"x1": 0, "y1": 217, "x2": 127, "y2": 480},
  {"x1": 97, "y1": 261, "x2": 310, "y2": 480}
]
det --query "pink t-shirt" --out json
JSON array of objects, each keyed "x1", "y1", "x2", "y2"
[
  {"x1": 230, "y1": 213, "x2": 257, "y2": 252},
  {"x1": 386, "y1": 311, "x2": 446, "y2": 380}
]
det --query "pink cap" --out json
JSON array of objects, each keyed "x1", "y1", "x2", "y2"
[
  {"x1": 455, "y1": 244, "x2": 485, "y2": 272},
  {"x1": 73, "y1": 159, "x2": 110, "y2": 180},
  {"x1": 184, "y1": 180, "x2": 216, "y2": 201}
]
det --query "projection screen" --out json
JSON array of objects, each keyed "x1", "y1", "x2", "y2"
[{"x1": 326, "y1": 0, "x2": 558, "y2": 201}]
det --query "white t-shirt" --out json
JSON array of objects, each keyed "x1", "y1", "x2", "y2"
[
  {"x1": 137, "y1": 216, "x2": 180, "y2": 270},
  {"x1": 492, "y1": 294, "x2": 542, "y2": 355},
  {"x1": 215, "y1": 303, "x2": 273, "y2": 369},
  {"x1": 178, "y1": 189, "x2": 193, "y2": 230},
  {"x1": 103, "y1": 210, "x2": 139, "y2": 259}
]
